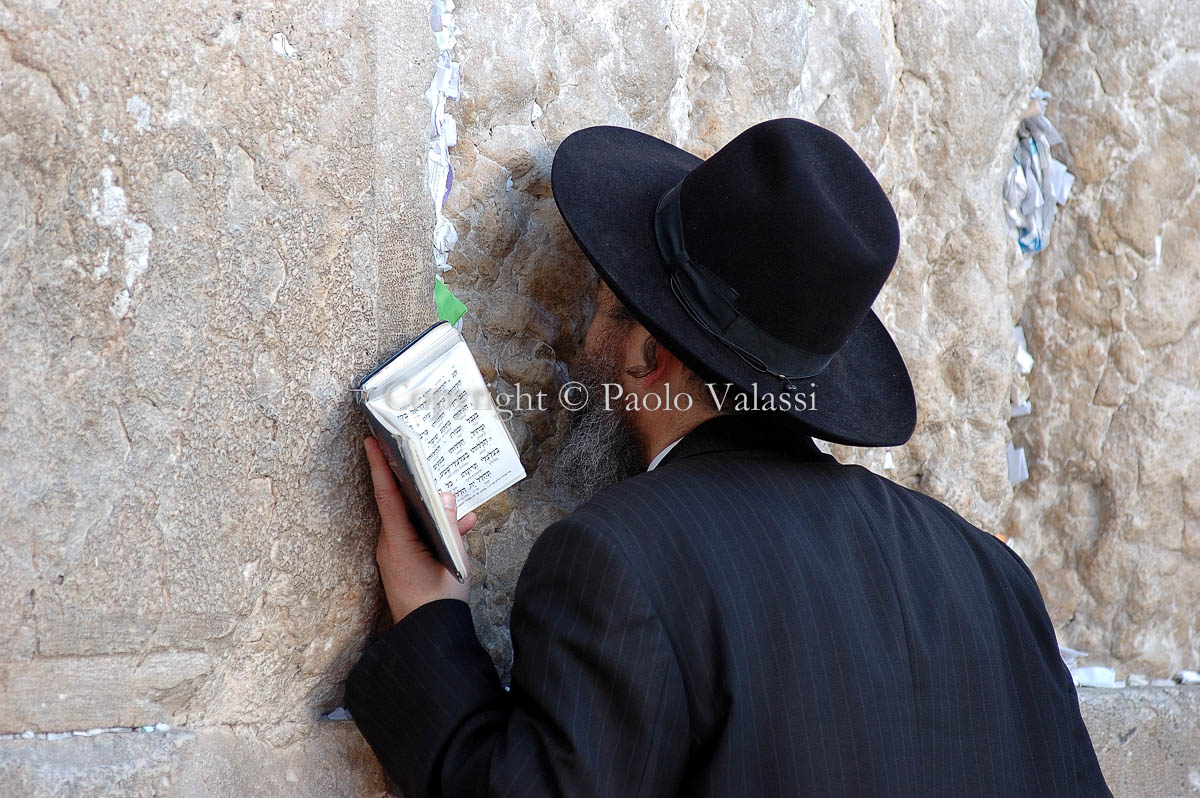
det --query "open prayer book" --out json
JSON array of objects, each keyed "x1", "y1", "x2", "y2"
[{"x1": 356, "y1": 321, "x2": 526, "y2": 583}]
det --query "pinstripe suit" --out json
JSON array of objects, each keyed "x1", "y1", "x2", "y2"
[{"x1": 345, "y1": 412, "x2": 1112, "y2": 797}]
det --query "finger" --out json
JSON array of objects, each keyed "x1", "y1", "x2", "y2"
[
  {"x1": 439, "y1": 491, "x2": 457, "y2": 527},
  {"x1": 445, "y1": 502, "x2": 471, "y2": 579},
  {"x1": 455, "y1": 530, "x2": 470, "y2": 579},
  {"x1": 439, "y1": 491, "x2": 477, "y2": 538},
  {"x1": 364, "y1": 438, "x2": 411, "y2": 532}
]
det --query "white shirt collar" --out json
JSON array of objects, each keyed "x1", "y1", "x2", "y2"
[{"x1": 646, "y1": 437, "x2": 684, "y2": 471}]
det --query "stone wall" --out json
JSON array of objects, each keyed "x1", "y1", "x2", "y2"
[
  {"x1": 2, "y1": 690, "x2": 1197, "y2": 797},
  {"x1": 2, "y1": 0, "x2": 1197, "y2": 794},
  {"x1": 1004, "y1": 0, "x2": 1200, "y2": 677},
  {"x1": 1, "y1": 0, "x2": 432, "y2": 755}
]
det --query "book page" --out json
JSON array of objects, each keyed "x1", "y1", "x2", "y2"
[{"x1": 368, "y1": 339, "x2": 525, "y2": 518}]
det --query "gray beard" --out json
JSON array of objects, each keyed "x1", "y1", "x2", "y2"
[{"x1": 553, "y1": 356, "x2": 646, "y2": 504}]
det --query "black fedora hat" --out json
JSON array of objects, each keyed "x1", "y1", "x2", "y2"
[{"x1": 550, "y1": 118, "x2": 916, "y2": 447}]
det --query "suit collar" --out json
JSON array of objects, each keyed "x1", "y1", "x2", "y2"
[{"x1": 654, "y1": 412, "x2": 834, "y2": 469}]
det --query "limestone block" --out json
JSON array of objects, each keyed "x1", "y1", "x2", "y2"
[
  {"x1": 4, "y1": 689, "x2": 1194, "y2": 798},
  {"x1": 1079, "y1": 687, "x2": 1200, "y2": 798},
  {"x1": 0, "y1": 723, "x2": 387, "y2": 797},
  {"x1": 1007, "y1": 0, "x2": 1200, "y2": 676},
  {"x1": 0, "y1": 0, "x2": 431, "y2": 745}
]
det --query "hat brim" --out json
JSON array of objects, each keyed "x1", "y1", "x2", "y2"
[{"x1": 550, "y1": 125, "x2": 916, "y2": 447}]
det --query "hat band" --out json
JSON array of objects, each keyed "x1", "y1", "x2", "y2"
[{"x1": 653, "y1": 180, "x2": 836, "y2": 384}]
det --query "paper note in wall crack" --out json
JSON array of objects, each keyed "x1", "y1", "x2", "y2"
[{"x1": 435, "y1": 276, "x2": 467, "y2": 325}]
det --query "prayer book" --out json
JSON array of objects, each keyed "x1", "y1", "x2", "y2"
[{"x1": 356, "y1": 321, "x2": 526, "y2": 582}]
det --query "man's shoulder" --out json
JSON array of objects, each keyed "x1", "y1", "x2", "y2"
[
  {"x1": 564, "y1": 453, "x2": 1024, "y2": 571},
  {"x1": 835, "y1": 463, "x2": 1047, "y2": 597},
  {"x1": 560, "y1": 456, "x2": 767, "y2": 530},
  {"x1": 532, "y1": 467, "x2": 723, "y2": 577},
  {"x1": 558, "y1": 446, "x2": 876, "y2": 534},
  {"x1": 540, "y1": 451, "x2": 847, "y2": 568}
]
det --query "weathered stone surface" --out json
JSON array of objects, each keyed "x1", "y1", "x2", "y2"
[
  {"x1": 1004, "y1": 0, "x2": 1200, "y2": 677},
  {"x1": 1079, "y1": 686, "x2": 1200, "y2": 798},
  {"x1": 0, "y1": 0, "x2": 432, "y2": 746},
  {"x1": 2, "y1": 691, "x2": 1196, "y2": 798},
  {"x1": 0, "y1": 723, "x2": 387, "y2": 797}
]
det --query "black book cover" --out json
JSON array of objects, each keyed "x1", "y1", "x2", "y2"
[{"x1": 356, "y1": 321, "x2": 466, "y2": 583}]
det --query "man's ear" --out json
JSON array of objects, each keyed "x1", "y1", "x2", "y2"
[
  {"x1": 626, "y1": 329, "x2": 682, "y2": 388},
  {"x1": 654, "y1": 345, "x2": 686, "y2": 385}
]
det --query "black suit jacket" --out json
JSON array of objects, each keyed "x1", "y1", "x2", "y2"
[{"x1": 345, "y1": 412, "x2": 1112, "y2": 797}]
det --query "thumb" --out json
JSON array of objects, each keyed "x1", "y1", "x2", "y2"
[
  {"x1": 440, "y1": 491, "x2": 457, "y2": 524},
  {"x1": 440, "y1": 491, "x2": 471, "y2": 575}
]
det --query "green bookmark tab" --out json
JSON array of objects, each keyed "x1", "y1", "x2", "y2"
[{"x1": 435, "y1": 276, "x2": 467, "y2": 325}]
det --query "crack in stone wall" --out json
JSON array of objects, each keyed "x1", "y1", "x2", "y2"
[{"x1": 0, "y1": 723, "x2": 171, "y2": 742}]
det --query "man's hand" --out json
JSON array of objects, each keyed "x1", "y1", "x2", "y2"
[{"x1": 363, "y1": 437, "x2": 477, "y2": 623}]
